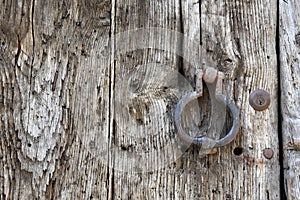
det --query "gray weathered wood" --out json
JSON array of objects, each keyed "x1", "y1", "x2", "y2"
[
  {"x1": 280, "y1": 0, "x2": 300, "y2": 199},
  {"x1": 180, "y1": 0, "x2": 280, "y2": 199},
  {"x1": 1, "y1": 0, "x2": 112, "y2": 199},
  {"x1": 0, "y1": 0, "x2": 282, "y2": 199}
]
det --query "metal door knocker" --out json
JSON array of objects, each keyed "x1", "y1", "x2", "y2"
[{"x1": 174, "y1": 67, "x2": 240, "y2": 151}]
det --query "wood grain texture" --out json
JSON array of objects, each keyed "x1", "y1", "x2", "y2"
[
  {"x1": 280, "y1": 0, "x2": 300, "y2": 199},
  {"x1": 180, "y1": 0, "x2": 280, "y2": 199},
  {"x1": 0, "y1": 0, "x2": 282, "y2": 199},
  {"x1": 101, "y1": 0, "x2": 281, "y2": 199},
  {"x1": 1, "y1": 0, "x2": 112, "y2": 199}
]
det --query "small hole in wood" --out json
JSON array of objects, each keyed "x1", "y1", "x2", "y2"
[
  {"x1": 233, "y1": 147, "x2": 243, "y2": 156},
  {"x1": 27, "y1": 143, "x2": 32, "y2": 147},
  {"x1": 120, "y1": 145, "x2": 127, "y2": 151},
  {"x1": 224, "y1": 58, "x2": 232, "y2": 63}
]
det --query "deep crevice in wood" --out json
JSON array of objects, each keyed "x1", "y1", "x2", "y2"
[
  {"x1": 276, "y1": 0, "x2": 287, "y2": 198},
  {"x1": 199, "y1": 0, "x2": 202, "y2": 46},
  {"x1": 108, "y1": 0, "x2": 116, "y2": 199},
  {"x1": 178, "y1": 0, "x2": 185, "y2": 77}
]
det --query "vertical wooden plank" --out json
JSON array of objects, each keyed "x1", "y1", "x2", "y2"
[
  {"x1": 280, "y1": 0, "x2": 300, "y2": 199},
  {"x1": 181, "y1": 0, "x2": 281, "y2": 199},
  {"x1": 0, "y1": 0, "x2": 37, "y2": 198},
  {"x1": 111, "y1": 0, "x2": 185, "y2": 199},
  {"x1": 0, "y1": 0, "x2": 112, "y2": 199}
]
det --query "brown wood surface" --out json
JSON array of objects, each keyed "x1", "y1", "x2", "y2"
[{"x1": 0, "y1": 0, "x2": 287, "y2": 199}]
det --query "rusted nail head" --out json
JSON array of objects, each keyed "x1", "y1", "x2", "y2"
[
  {"x1": 263, "y1": 148, "x2": 274, "y2": 159},
  {"x1": 249, "y1": 89, "x2": 270, "y2": 111}
]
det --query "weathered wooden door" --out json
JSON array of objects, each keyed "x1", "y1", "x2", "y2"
[{"x1": 0, "y1": 0, "x2": 298, "y2": 199}]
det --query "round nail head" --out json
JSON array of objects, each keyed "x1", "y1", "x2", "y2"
[
  {"x1": 263, "y1": 148, "x2": 274, "y2": 159},
  {"x1": 249, "y1": 89, "x2": 271, "y2": 111}
]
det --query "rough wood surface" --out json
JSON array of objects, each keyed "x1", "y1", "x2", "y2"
[
  {"x1": 0, "y1": 0, "x2": 112, "y2": 199},
  {"x1": 181, "y1": 0, "x2": 280, "y2": 199},
  {"x1": 280, "y1": 0, "x2": 300, "y2": 199},
  {"x1": 0, "y1": 0, "x2": 282, "y2": 199}
]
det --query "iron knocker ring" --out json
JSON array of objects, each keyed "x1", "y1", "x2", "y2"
[{"x1": 174, "y1": 68, "x2": 240, "y2": 150}]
